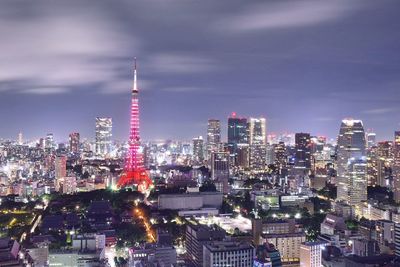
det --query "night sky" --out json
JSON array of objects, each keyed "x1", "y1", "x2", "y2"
[{"x1": 1, "y1": 0, "x2": 400, "y2": 142}]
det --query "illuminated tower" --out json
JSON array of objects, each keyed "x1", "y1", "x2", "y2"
[
  {"x1": 336, "y1": 119, "x2": 367, "y2": 205},
  {"x1": 117, "y1": 59, "x2": 152, "y2": 192}
]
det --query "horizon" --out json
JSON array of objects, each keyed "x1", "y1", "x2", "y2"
[{"x1": 1, "y1": 1, "x2": 400, "y2": 141}]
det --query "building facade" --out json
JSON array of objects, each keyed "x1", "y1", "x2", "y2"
[
  {"x1": 95, "y1": 117, "x2": 112, "y2": 157},
  {"x1": 336, "y1": 119, "x2": 367, "y2": 205}
]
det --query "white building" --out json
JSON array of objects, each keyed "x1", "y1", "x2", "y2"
[
  {"x1": 262, "y1": 233, "x2": 306, "y2": 263},
  {"x1": 203, "y1": 241, "x2": 254, "y2": 267},
  {"x1": 158, "y1": 192, "x2": 223, "y2": 210},
  {"x1": 300, "y1": 242, "x2": 325, "y2": 267}
]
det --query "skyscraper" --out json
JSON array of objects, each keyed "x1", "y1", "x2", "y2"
[
  {"x1": 69, "y1": 132, "x2": 80, "y2": 153},
  {"x1": 95, "y1": 117, "x2": 112, "y2": 157},
  {"x1": 295, "y1": 133, "x2": 311, "y2": 169},
  {"x1": 55, "y1": 155, "x2": 67, "y2": 192},
  {"x1": 192, "y1": 136, "x2": 204, "y2": 165},
  {"x1": 393, "y1": 131, "x2": 400, "y2": 202},
  {"x1": 45, "y1": 133, "x2": 54, "y2": 149},
  {"x1": 17, "y1": 132, "x2": 23, "y2": 145},
  {"x1": 227, "y1": 113, "x2": 248, "y2": 148},
  {"x1": 274, "y1": 142, "x2": 287, "y2": 172},
  {"x1": 211, "y1": 151, "x2": 229, "y2": 194},
  {"x1": 336, "y1": 119, "x2": 367, "y2": 205},
  {"x1": 55, "y1": 155, "x2": 67, "y2": 179},
  {"x1": 207, "y1": 119, "x2": 221, "y2": 159},
  {"x1": 366, "y1": 132, "x2": 377, "y2": 148},
  {"x1": 249, "y1": 117, "x2": 266, "y2": 170}
]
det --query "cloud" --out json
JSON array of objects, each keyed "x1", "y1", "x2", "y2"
[
  {"x1": 362, "y1": 107, "x2": 397, "y2": 115},
  {"x1": 162, "y1": 86, "x2": 204, "y2": 93},
  {"x1": 147, "y1": 54, "x2": 218, "y2": 74},
  {"x1": 218, "y1": 1, "x2": 361, "y2": 32},
  {"x1": 20, "y1": 87, "x2": 68, "y2": 95},
  {"x1": 0, "y1": 2, "x2": 139, "y2": 95}
]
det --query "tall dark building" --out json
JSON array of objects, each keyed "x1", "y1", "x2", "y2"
[
  {"x1": 227, "y1": 112, "x2": 248, "y2": 149},
  {"x1": 211, "y1": 151, "x2": 229, "y2": 194},
  {"x1": 295, "y1": 133, "x2": 311, "y2": 169}
]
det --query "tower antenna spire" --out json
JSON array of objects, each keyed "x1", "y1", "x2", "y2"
[{"x1": 133, "y1": 57, "x2": 137, "y2": 92}]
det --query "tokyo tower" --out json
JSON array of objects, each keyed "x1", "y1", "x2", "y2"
[{"x1": 117, "y1": 59, "x2": 152, "y2": 192}]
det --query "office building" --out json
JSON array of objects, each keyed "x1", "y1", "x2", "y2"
[
  {"x1": 344, "y1": 157, "x2": 368, "y2": 206},
  {"x1": 185, "y1": 223, "x2": 225, "y2": 267},
  {"x1": 69, "y1": 132, "x2": 80, "y2": 153},
  {"x1": 158, "y1": 192, "x2": 223, "y2": 210},
  {"x1": 393, "y1": 131, "x2": 400, "y2": 203},
  {"x1": 17, "y1": 132, "x2": 23, "y2": 145},
  {"x1": 55, "y1": 156, "x2": 67, "y2": 192},
  {"x1": 228, "y1": 113, "x2": 248, "y2": 148},
  {"x1": 262, "y1": 233, "x2": 306, "y2": 263},
  {"x1": 211, "y1": 151, "x2": 229, "y2": 194},
  {"x1": 295, "y1": 133, "x2": 311, "y2": 169},
  {"x1": 254, "y1": 243, "x2": 282, "y2": 267},
  {"x1": 203, "y1": 241, "x2": 255, "y2": 267},
  {"x1": 375, "y1": 220, "x2": 394, "y2": 247},
  {"x1": 236, "y1": 143, "x2": 250, "y2": 168},
  {"x1": 249, "y1": 117, "x2": 267, "y2": 170},
  {"x1": 299, "y1": 242, "x2": 325, "y2": 267},
  {"x1": 274, "y1": 142, "x2": 287, "y2": 172},
  {"x1": 207, "y1": 119, "x2": 221, "y2": 158},
  {"x1": 395, "y1": 223, "x2": 400, "y2": 258},
  {"x1": 336, "y1": 119, "x2": 366, "y2": 205},
  {"x1": 366, "y1": 132, "x2": 376, "y2": 148},
  {"x1": 95, "y1": 117, "x2": 112, "y2": 157},
  {"x1": 45, "y1": 133, "x2": 54, "y2": 149},
  {"x1": 192, "y1": 136, "x2": 204, "y2": 165}
]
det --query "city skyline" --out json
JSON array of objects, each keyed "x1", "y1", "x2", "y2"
[{"x1": 1, "y1": 1, "x2": 400, "y2": 141}]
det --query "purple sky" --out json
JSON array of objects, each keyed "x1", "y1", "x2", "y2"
[{"x1": 0, "y1": 0, "x2": 400, "y2": 142}]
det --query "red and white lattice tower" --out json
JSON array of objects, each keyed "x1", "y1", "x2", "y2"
[{"x1": 117, "y1": 59, "x2": 152, "y2": 192}]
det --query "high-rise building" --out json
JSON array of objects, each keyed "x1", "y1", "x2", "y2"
[
  {"x1": 55, "y1": 156, "x2": 67, "y2": 180},
  {"x1": 211, "y1": 152, "x2": 229, "y2": 194},
  {"x1": 192, "y1": 136, "x2": 204, "y2": 165},
  {"x1": 17, "y1": 132, "x2": 23, "y2": 145},
  {"x1": 45, "y1": 133, "x2": 54, "y2": 149},
  {"x1": 95, "y1": 117, "x2": 112, "y2": 157},
  {"x1": 228, "y1": 113, "x2": 248, "y2": 148},
  {"x1": 207, "y1": 119, "x2": 221, "y2": 159},
  {"x1": 55, "y1": 155, "x2": 67, "y2": 192},
  {"x1": 295, "y1": 133, "x2": 311, "y2": 169},
  {"x1": 336, "y1": 119, "x2": 367, "y2": 205},
  {"x1": 366, "y1": 132, "x2": 376, "y2": 148},
  {"x1": 393, "y1": 131, "x2": 400, "y2": 203},
  {"x1": 69, "y1": 132, "x2": 80, "y2": 153},
  {"x1": 236, "y1": 143, "x2": 250, "y2": 168},
  {"x1": 249, "y1": 118, "x2": 267, "y2": 170},
  {"x1": 299, "y1": 242, "x2": 325, "y2": 267},
  {"x1": 274, "y1": 142, "x2": 287, "y2": 172},
  {"x1": 366, "y1": 146, "x2": 378, "y2": 186}
]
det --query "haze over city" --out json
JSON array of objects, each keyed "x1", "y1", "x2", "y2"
[{"x1": 1, "y1": 0, "x2": 400, "y2": 141}]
